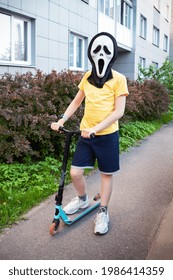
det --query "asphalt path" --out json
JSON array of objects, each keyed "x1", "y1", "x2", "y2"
[{"x1": 0, "y1": 122, "x2": 173, "y2": 260}]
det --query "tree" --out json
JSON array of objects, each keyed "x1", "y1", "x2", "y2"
[{"x1": 138, "y1": 58, "x2": 173, "y2": 91}]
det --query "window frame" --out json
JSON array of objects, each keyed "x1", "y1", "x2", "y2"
[
  {"x1": 154, "y1": 0, "x2": 160, "y2": 12},
  {"x1": 163, "y1": 34, "x2": 168, "y2": 52},
  {"x1": 153, "y1": 25, "x2": 160, "y2": 47},
  {"x1": 0, "y1": 11, "x2": 32, "y2": 65},
  {"x1": 98, "y1": 0, "x2": 114, "y2": 19},
  {"x1": 120, "y1": 0, "x2": 132, "y2": 29},
  {"x1": 165, "y1": 4, "x2": 169, "y2": 21},
  {"x1": 69, "y1": 32, "x2": 86, "y2": 71},
  {"x1": 81, "y1": 0, "x2": 89, "y2": 4},
  {"x1": 140, "y1": 14, "x2": 147, "y2": 39},
  {"x1": 152, "y1": 61, "x2": 159, "y2": 69},
  {"x1": 139, "y1": 57, "x2": 146, "y2": 69}
]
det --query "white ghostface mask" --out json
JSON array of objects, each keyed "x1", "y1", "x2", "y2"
[
  {"x1": 90, "y1": 35, "x2": 114, "y2": 78},
  {"x1": 88, "y1": 32, "x2": 118, "y2": 88}
]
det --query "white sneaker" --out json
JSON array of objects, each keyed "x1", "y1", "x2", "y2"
[
  {"x1": 63, "y1": 196, "x2": 89, "y2": 215},
  {"x1": 94, "y1": 211, "x2": 109, "y2": 235}
]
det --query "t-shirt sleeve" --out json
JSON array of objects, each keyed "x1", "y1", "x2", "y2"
[
  {"x1": 115, "y1": 75, "x2": 129, "y2": 97},
  {"x1": 78, "y1": 72, "x2": 89, "y2": 91}
]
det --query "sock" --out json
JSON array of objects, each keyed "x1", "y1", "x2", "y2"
[
  {"x1": 98, "y1": 206, "x2": 107, "y2": 214},
  {"x1": 78, "y1": 194, "x2": 87, "y2": 202}
]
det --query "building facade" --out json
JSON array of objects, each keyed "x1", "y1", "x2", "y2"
[{"x1": 0, "y1": 0, "x2": 172, "y2": 80}]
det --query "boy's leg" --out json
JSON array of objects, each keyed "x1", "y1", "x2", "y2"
[
  {"x1": 70, "y1": 169, "x2": 113, "y2": 204},
  {"x1": 100, "y1": 173, "x2": 113, "y2": 207},
  {"x1": 63, "y1": 167, "x2": 89, "y2": 214},
  {"x1": 70, "y1": 167, "x2": 86, "y2": 196},
  {"x1": 94, "y1": 173, "x2": 113, "y2": 235}
]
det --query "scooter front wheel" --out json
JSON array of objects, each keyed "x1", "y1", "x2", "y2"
[{"x1": 49, "y1": 219, "x2": 60, "y2": 236}]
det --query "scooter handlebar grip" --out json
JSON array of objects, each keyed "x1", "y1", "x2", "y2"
[
  {"x1": 58, "y1": 126, "x2": 95, "y2": 137},
  {"x1": 90, "y1": 133, "x2": 95, "y2": 138},
  {"x1": 59, "y1": 126, "x2": 64, "y2": 132}
]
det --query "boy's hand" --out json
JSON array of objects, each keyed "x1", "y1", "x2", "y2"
[
  {"x1": 81, "y1": 128, "x2": 96, "y2": 138},
  {"x1": 51, "y1": 120, "x2": 64, "y2": 131}
]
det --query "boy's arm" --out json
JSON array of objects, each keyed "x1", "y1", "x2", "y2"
[
  {"x1": 51, "y1": 90, "x2": 85, "y2": 131},
  {"x1": 81, "y1": 95, "x2": 126, "y2": 138}
]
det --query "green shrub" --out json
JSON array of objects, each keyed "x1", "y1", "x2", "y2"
[{"x1": 138, "y1": 58, "x2": 173, "y2": 91}]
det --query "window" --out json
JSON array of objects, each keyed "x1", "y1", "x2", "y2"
[
  {"x1": 81, "y1": 0, "x2": 89, "y2": 4},
  {"x1": 140, "y1": 14, "x2": 147, "y2": 39},
  {"x1": 98, "y1": 0, "x2": 114, "y2": 19},
  {"x1": 152, "y1": 61, "x2": 159, "y2": 69},
  {"x1": 99, "y1": 0, "x2": 104, "y2": 13},
  {"x1": 118, "y1": 0, "x2": 132, "y2": 29},
  {"x1": 0, "y1": 12, "x2": 32, "y2": 65},
  {"x1": 69, "y1": 33, "x2": 86, "y2": 71},
  {"x1": 139, "y1": 57, "x2": 146, "y2": 69},
  {"x1": 153, "y1": 26, "x2": 160, "y2": 47},
  {"x1": 138, "y1": 57, "x2": 146, "y2": 79},
  {"x1": 163, "y1": 35, "x2": 168, "y2": 52},
  {"x1": 154, "y1": 0, "x2": 160, "y2": 11},
  {"x1": 165, "y1": 4, "x2": 169, "y2": 21},
  {"x1": 117, "y1": 0, "x2": 121, "y2": 22}
]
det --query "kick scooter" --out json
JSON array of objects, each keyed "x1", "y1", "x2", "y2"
[{"x1": 49, "y1": 126, "x2": 101, "y2": 236}]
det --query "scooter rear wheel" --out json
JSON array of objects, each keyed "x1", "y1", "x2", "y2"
[
  {"x1": 49, "y1": 219, "x2": 60, "y2": 236},
  {"x1": 93, "y1": 193, "x2": 101, "y2": 201}
]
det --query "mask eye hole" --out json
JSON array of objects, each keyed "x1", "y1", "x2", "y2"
[
  {"x1": 93, "y1": 45, "x2": 101, "y2": 54},
  {"x1": 103, "y1": 46, "x2": 111, "y2": 55}
]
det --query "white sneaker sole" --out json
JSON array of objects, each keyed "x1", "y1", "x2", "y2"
[
  {"x1": 94, "y1": 227, "x2": 109, "y2": 235},
  {"x1": 94, "y1": 215, "x2": 109, "y2": 235}
]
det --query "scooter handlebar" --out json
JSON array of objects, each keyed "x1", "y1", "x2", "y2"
[
  {"x1": 59, "y1": 126, "x2": 80, "y2": 135},
  {"x1": 59, "y1": 126, "x2": 95, "y2": 138},
  {"x1": 90, "y1": 133, "x2": 95, "y2": 139}
]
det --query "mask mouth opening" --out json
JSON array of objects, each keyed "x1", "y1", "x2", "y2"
[{"x1": 98, "y1": 59, "x2": 104, "y2": 75}]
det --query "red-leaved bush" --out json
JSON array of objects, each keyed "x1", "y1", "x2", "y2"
[
  {"x1": 0, "y1": 70, "x2": 83, "y2": 163},
  {"x1": 0, "y1": 71, "x2": 170, "y2": 163},
  {"x1": 124, "y1": 79, "x2": 169, "y2": 122}
]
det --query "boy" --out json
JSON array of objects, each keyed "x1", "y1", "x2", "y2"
[{"x1": 51, "y1": 32, "x2": 129, "y2": 235}]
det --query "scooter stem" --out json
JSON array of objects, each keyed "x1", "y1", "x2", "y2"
[{"x1": 55, "y1": 133, "x2": 73, "y2": 205}]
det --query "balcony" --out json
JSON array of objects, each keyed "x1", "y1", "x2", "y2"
[
  {"x1": 98, "y1": 12, "x2": 115, "y2": 36},
  {"x1": 98, "y1": 13, "x2": 132, "y2": 52},
  {"x1": 116, "y1": 22, "x2": 133, "y2": 51}
]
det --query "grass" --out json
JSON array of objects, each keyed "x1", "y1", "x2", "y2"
[
  {"x1": 120, "y1": 120, "x2": 162, "y2": 152},
  {"x1": 0, "y1": 157, "x2": 62, "y2": 230},
  {"x1": 0, "y1": 102, "x2": 173, "y2": 231},
  {"x1": 120, "y1": 97, "x2": 173, "y2": 152}
]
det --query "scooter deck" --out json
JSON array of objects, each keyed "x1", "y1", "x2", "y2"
[
  {"x1": 55, "y1": 195, "x2": 101, "y2": 225},
  {"x1": 63, "y1": 201, "x2": 100, "y2": 225}
]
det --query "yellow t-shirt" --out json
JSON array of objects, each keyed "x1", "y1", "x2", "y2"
[{"x1": 78, "y1": 70, "x2": 129, "y2": 135}]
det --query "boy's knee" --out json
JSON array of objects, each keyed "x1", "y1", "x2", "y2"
[
  {"x1": 70, "y1": 168, "x2": 83, "y2": 180},
  {"x1": 101, "y1": 173, "x2": 113, "y2": 181}
]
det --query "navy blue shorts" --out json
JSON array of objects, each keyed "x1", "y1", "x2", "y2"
[{"x1": 71, "y1": 131, "x2": 120, "y2": 174}]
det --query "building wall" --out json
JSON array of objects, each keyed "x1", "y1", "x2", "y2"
[
  {"x1": 170, "y1": 0, "x2": 173, "y2": 59},
  {"x1": 0, "y1": 0, "x2": 172, "y2": 80},
  {"x1": 113, "y1": 0, "x2": 172, "y2": 80},
  {"x1": 0, "y1": 0, "x2": 97, "y2": 75},
  {"x1": 114, "y1": 0, "x2": 137, "y2": 80},
  {"x1": 132, "y1": 0, "x2": 172, "y2": 79}
]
